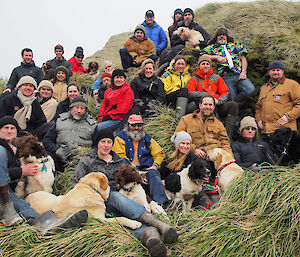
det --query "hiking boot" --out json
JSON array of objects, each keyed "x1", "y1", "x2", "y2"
[{"x1": 140, "y1": 227, "x2": 167, "y2": 257}]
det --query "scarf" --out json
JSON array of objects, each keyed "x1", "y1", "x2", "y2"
[{"x1": 14, "y1": 90, "x2": 36, "y2": 130}]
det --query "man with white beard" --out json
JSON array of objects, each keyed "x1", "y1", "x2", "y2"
[{"x1": 113, "y1": 114, "x2": 169, "y2": 206}]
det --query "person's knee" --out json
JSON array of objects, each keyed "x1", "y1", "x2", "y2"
[{"x1": 119, "y1": 48, "x2": 128, "y2": 55}]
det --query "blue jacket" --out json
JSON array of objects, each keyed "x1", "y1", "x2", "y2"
[
  {"x1": 142, "y1": 21, "x2": 168, "y2": 54},
  {"x1": 112, "y1": 129, "x2": 165, "y2": 170}
]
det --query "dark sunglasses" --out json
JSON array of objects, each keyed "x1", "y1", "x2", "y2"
[
  {"x1": 244, "y1": 127, "x2": 256, "y2": 131},
  {"x1": 129, "y1": 123, "x2": 144, "y2": 128}
]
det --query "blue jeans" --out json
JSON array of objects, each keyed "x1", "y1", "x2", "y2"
[
  {"x1": 147, "y1": 169, "x2": 168, "y2": 205},
  {"x1": 223, "y1": 74, "x2": 255, "y2": 101},
  {"x1": 97, "y1": 120, "x2": 122, "y2": 132},
  {"x1": 105, "y1": 191, "x2": 148, "y2": 239},
  {"x1": 0, "y1": 146, "x2": 38, "y2": 224}
]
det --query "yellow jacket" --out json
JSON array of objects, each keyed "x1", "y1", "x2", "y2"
[
  {"x1": 160, "y1": 64, "x2": 191, "y2": 95},
  {"x1": 256, "y1": 77, "x2": 300, "y2": 134}
]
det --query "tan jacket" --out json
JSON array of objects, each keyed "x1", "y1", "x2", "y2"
[
  {"x1": 175, "y1": 112, "x2": 233, "y2": 155},
  {"x1": 124, "y1": 36, "x2": 156, "y2": 65},
  {"x1": 256, "y1": 77, "x2": 300, "y2": 134},
  {"x1": 53, "y1": 81, "x2": 68, "y2": 103},
  {"x1": 41, "y1": 98, "x2": 58, "y2": 122}
]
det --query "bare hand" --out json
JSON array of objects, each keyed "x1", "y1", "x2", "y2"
[
  {"x1": 139, "y1": 171, "x2": 149, "y2": 185},
  {"x1": 258, "y1": 120, "x2": 264, "y2": 129},
  {"x1": 189, "y1": 39, "x2": 199, "y2": 46},
  {"x1": 216, "y1": 56, "x2": 227, "y2": 64},
  {"x1": 277, "y1": 115, "x2": 288, "y2": 126},
  {"x1": 161, "y1": 180, "x2": 165, "y2": 187},
  {"x1": 22, "y1": 163, "x2": 38, "y2": 176},
  {"x1": 238, "y1": 71, "x2": 247, "y2": 80},
  {"x1": 181, "y1": 31, "x2": 190, "y2": 41},
  {"x1": 195, "y1": 148, "x2": 206, "y2": 158},
  {"x1": 147, "y1": 165, "x2": 157, "y2": 170}
]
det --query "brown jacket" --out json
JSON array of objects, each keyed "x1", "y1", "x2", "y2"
[
  {"x1": 256, "y1": 77, "x2": 300, "y2": 134},
  {"x1": 175, "y1": 112, "x2": 233, "y2": 155},
  {"x1": 123, "y1": 36, "x2": 156, "y2": 65}
]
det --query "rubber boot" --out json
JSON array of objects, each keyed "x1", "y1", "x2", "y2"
[
  {"x1": 176, "y1": 97, "x2": 188, "y2": 120},
  {"x1": 140, "y1": 227, "x2": 167, "y2": 257},
  {"x1": 225, "y1": 114, "x2": 240, "y2": 141},
  {"x1": 32, "y1": 210, "x2": 88, "y2": 235},
  {"x1": 0, "y1": 184, "x2": 23, "y2": 226},
  {"x1": 140, "y1": 212, "x2": 178, "y2": 244}
]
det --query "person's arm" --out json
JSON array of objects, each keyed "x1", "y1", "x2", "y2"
[
  {"x1": 42, "y1": 124, "x2": 58, "y2": 155},
  {"x1": 155, "y1": 79, "x2": 166, "y2": 103},
  {"x1": 149, "y1": 138, "x2": 165, "y2": 168},
  {"x1": 91, "y1": 75, "x2": 102, "y2": 90},
  {"x1": 66, "y1": 61, "x2": 73, "y2": 77},
  {"x1": 112, "y1": 136, "x2": 129, "y2": 160},
  {"x1": 36, "y1": 68, "x2": 45, "y2": 84},
  {"x1": 170, "y1": 34, "x2": 185, "y2": 47},
  {"x1": 6, "y1": 68, "x2": 18, "y2": 91},
  {"x1": 255, "y1": 90, "x2": 264, "y2": 129},
  {"x1": 239, "y1": 55, "x2": 248, "y2": 80},
  {"x1": 215, "y1": 77, "x2": 229, "y2": 104},
  {"x1": 283, "y1": 80, "x2": 300, "y2": 122},
  {"x1": 98, "y1": 92, "x2": 109, "y2": 122},
  {"x1": 187, "y1": 77, "x2": 198, "y2": 93},
  {"x1": 157, "y1": 28, "x2": 168, "y2": 53}
]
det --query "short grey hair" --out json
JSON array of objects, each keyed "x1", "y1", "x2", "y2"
[{"x1": 103, "y1": 60, "x2": 116, "y2": 70}]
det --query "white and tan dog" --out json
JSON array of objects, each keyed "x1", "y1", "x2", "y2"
[
  {"x1": 173, "y1": 27, "x2": 204, "y2": 50},
  {"x1": 207, "y1": 148, "x2": 244, "y2": 193},
  {"x1": 13, "y1": 135, "x2": 55, "y2": 199},
  {"x1": 26, "y1": 172, "x2": 142, "y2": 229}
]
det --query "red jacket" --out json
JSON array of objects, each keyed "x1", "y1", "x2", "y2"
[
  {"x1": 68, "y1": 56, "x2": 88, "y2": 74},
  {"x1": 98, "y1": 82, "x2": 134, "y2": 122},
  {"x1": 187, "y1": 68, "x2": 229, "y2": 100}
]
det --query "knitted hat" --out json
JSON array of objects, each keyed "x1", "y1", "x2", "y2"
[
  {"x1": 239, "y1": 116, "x2": 258, "y2": 132},
  {"x1": 174, "y1": 8, "x2": 183, "y2": 16},
  {"x1": 37, "y1": 80, "x2": 54, "y2": 91},
  {"x1": 184, "y1": 8, "x2": 194, "y2": 17},
  {"x1": 128, "y1": 114, "x2": 144, "y2": 124},
  {"x1": 134, "y1": 24, "x2": 146, "y2": 35},
  {"x1": 209, "y1": 27, "x2": 234, "y2": 44},
  {"x1": 16, "y1": 76, "x2": 37, "y2": 89},
  {"x1": 145, "y1": 10, "x2": 154, "y2": 17},
  {"x1": 69, "y1": 96, "x2": 87, "y2": 108},
  {"x1": 0, "y1": 116, "x2": 19, "y2": 130},
  {"x1": 111, "y1": 69, "x2": 126, "y2": 86},
  {"x1": 102, "y1": 72, "x2": 112, "y2": 79},
  {"x1": 267, "y1": 61, "x2": 284, "y2": 70},
  {"x1": 55, "y1": 65, "x2": 69, "y2": 79},
  {"x1": 198, "y1": 54, "x2": 212, "y2": 66},
  {"x1": 171, "y1": 131, "x2": 192, "y2": 146},
  {"x1": 92, "y1": 128, "x2": 114, "y2": 147},
  {"x1": 74, "y1": 46, "x2": 84, "y2": 57}
]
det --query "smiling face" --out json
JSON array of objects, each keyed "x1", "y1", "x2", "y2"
[
  {"x1": 145, "y1": 16, "x2": 154, "y2": 26},
  {"x1": 217, "y1": 34, "x2": 227, "y2": 45},
  {"x1": 104, "y1": 63, "x2": 114, "y2": 73},
  {"x1": 0, "y1": 124, "x2": 17, "y2": 142},
  {"x1": 268, "y1": 68, "x2": 284, "y2": 82},
  {"x1": 97, "y1": 138, "x2": 113, "y2": 157},
  {"x1": 102, "y1": 76, "x2": 112, "y2": 88},
  {"x1": 22, "y1": 51, "x2": 33, "y2": 64},
  {"x1": 135, "y1": 30, "x2": 145, "y2": 41},
  {"x1": 55, "y1": 49, "x2": 63, "y2": 59},
  {"x1": 174, "y1": 58, "x2": 186, "y2": 73},
  {"x1": 199, "y1": 97, "x2": 215, "y2": 118},
  {"x1": 67, "y1": 85, "x2": 80, "y2": 101},
  {"x1": 144, "y1": 63, "x2": 154, "y2": 78},
  {"x1": 113, "y1": 76, "x2": 125, "y2": 87},
  {"x1": 39, "y1": 86, "x2": 52, "y2": 98},
  {"x1": 199, "y1": 61, "x2": 211, "y2": 74},
  {"x1": 19, "y1": 83, "x2": 35, "y2": 96},
  {"x1": 178, "y1": 139, "x2": 191, "y2": 155},
  {"x1": 56, "y1": 71, "x2": 67, "y2": 82},
  {"x1": 71, "y1": 105, "x2": 86, "y2": 120}
]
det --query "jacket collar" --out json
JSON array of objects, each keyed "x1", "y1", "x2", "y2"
[{"x1": 195, "y1": 67, "x2": 214, "y2": 78}]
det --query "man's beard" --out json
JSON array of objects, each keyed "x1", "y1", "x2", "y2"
[
  {"x1": 125, "y1": 126, "x2": 145, "y2": 141},
  {"x1": 217, "y1": 39, "x2": 227, "y2": 45},
  {"x1": 71, "y1": 112, "x2": 85, "y2": 121}
]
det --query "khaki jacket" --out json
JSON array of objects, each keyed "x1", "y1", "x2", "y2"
[
  {"x1": 124, "y1": 36, "x2": 156, "y2": 65},
  {"x1": 256, "y1": 77, "x2": 300, "y2": 134},
  {"x1": 175, "y1": 112, "x2": 232, "y2": 155}
]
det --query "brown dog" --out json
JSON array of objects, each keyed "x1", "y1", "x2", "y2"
[{"x1": 26, "y1": 172, "x2": 142, "y2": 229}]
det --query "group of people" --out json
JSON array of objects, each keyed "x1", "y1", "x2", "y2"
[{"x1": 0, "y1": 6, "x2": 299, "y2": 257}]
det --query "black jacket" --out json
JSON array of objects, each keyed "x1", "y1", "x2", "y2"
[
  {"x1": 231, "y1": 133, "x2": 275, "y2": 168},
  {"x1": 49, "y1": 58, "x2": 73, "y2": 76},
  {"x1": 7, "y1": 61, "x2": 44, "y2": 90},
  {"x1": 171, "y1": 21, "x2": 211, "y2": 48},
  {"x1": 52, "y1": 98, "x2": 70, "y2": 121}
]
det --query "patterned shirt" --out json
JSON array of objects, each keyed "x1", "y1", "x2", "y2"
[{"x1": 202, "y1": 41, "x2": 248, "y2": 75}]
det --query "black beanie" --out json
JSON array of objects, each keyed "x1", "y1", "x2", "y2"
[
  {"x1": 0, "y1": 116, "x2": 20, "y2": 131},
  {"x1": 184, "y1": 8, "x2": 194, "y2": 18},
  {"x1": 111, "y1": 69, "x2": 126, "y2": 86},
  {"x1": 74, "y1": 46, "x2": 84, "y2": 57},
  {"x1": 92, "y1": 129, "x2": 114, "y2": 147}
]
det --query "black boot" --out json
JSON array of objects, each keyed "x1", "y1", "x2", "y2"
[
  {"x1": 140, "y1": 227, "x2": 167, "y2": 257},
  {"x1": 0, "y1": 184, "x2": 23, "y2": 226},
  {"x1": 225, "y1": 114, "x2": 240, "y2": 141},
  {"x1": 140, "y1": 212, "x2": 178, "y2": 244},
  {"x1": 32, "y1": 210, "x2": 88, "y2": 235}
]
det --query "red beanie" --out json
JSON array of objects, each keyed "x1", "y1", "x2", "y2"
[{"x1": 102, "y1": 72, "x2": 112, "y2": 79}]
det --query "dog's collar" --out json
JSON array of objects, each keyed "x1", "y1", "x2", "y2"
[{"x1": 218, "y1": 161, "x2": 235, "y2": 172}]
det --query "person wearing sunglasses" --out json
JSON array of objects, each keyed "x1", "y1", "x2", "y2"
[
  {"x1": 231, "y1": 116, "x2": 275, "y2": 170},
  {"x1": 68, "y1": 46, "x2": 88, "y2": 75},
  {"x1": 113, "y1": 114, "x2": 169, "y2": 206}
]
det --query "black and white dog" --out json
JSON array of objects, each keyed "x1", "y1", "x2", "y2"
[{"x1": 165, "y1": 158, "x2": 211, "y2": 209}]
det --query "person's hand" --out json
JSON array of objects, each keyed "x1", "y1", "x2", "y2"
[
  {"x1": 181, "y1": 31, "x2": 190, "y2": 41},
  {"x1": 22, "y1": 163, "x2": 39, "y2": 176},
  {"x1": 147, "y1": 165, "x2": 157, "y2": 170},
  {"x1": 216, "y1": 56, "x2": 227, "y2": 64},
  {"x1": 161, "y1": 180, "x2": 165, "y2": 187},
  {"x1": 258, "y1": 120, "x2": 264, "y2": 129},
  {"x1": 238, "y1": 71, "x2": 247, "y2": 80},
  {"x1": 139, "y1": 171, "x2": 149, "y2": 184},
  {"x1": 190, "y1": 39, "x2": 199, "y2": 46},
  {"x1": 195, "y1": 148, "x2": 206, "y2": 158},
  {"x1": 277, "y1": 115, "x2": 288, "y2": 126},
  {"x1": 3, "y1": 88, "x2": 11, "y2": 93}
]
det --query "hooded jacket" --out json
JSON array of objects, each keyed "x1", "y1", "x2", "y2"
[
  {"x1": 68, "y1": 56, "x2": 88, "y2": 74},
  {"x1": 160, "y1": 64, "x2": 191, "y2": 95}
]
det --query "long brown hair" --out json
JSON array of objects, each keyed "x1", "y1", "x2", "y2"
[{"x1": 167, "y1": 144, "x2": 195, "y2": 171}]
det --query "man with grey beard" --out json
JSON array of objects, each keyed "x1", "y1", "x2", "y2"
[
  {"x1": 113, "y1": 114, "x2": 169, "y2": 206},
  {"x1": 43, "y1": 96, "x2": 97, "y2": 171}
]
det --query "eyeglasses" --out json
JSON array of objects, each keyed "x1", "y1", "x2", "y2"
[
  {"x1": 244, "y1": 127, "x2": 256, "y2": 131},
  {"x1": 129, "y1": 123, "x2": 144, "y2": 128}
]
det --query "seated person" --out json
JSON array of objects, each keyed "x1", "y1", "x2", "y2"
[
  {"x1": 168, "y1": 8, "x2": 183, "y2": 39},
  {"x1": 74, "y1": 129, "x2": 178, "y2": 256},
  {"x1": 48, "y1": 44, "x2": 73, "y2": 77},
  {"x1": 93, "y1": 72, "x2": 112, "y2": 101},
  {"x1": 53, "y1": 84, "x2": 80, "y2": 121},
  {"x1": 120, "y1": 25, "x2": 158, "y2": 72},
  {"x1": 231, "y1": 116, "x2": 275, "y2": 169},
  {"x1": 52, "y1": 66, "x2": 70, "y2": 103},
  {"x1": 187, "y1": 55, "x2": 239, "y2": 140},
  {"x1": 130, "y1": 59, "x2": 165, "y2": 117},
  {"x1": 160, "y1": 56, "x2": 191, "y2": 119},
  {"x1": 87, "y1": 61, "x2": 100, "y2": 79},
  {"x1": 43, "y1": 96, "x2": 97, "y2": 171},
  {"x1": 113, "y1": 114, "x2": 168, "y2": 205},
  {"x1": 0, "y1": 76, "x2": 46, "y2": 135},
  {"x1": 97, "y1": 69, "x2": 134, "y2": 132},
  {"x1": 68, "y1": 47, "x2": 88, "y2": 75},
  {"x1": 91, "y1": 60, "x2": 115, "y2": 92},
  {"x1": 37, "y1": 80, "x2": 58, "y2": 122}
]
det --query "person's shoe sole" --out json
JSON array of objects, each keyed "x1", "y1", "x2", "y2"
[
  {"x1": 163, "y1": 227, "x2": 178, "y2": 244},
  {"x1": 146, "y1": 238, "x2": 167, "y2": 257}
]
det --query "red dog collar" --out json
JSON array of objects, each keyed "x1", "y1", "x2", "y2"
[{"x1": 218, "y1": 161, "x2": 235, "y2": 172}]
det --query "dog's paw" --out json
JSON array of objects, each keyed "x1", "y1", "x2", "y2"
[{"x1": 128, "y1": 220, "x2": 142, "y2": 229}]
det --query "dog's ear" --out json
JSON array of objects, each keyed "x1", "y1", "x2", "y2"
[
  {"x1": 165, "y1": 173, "x2": 181, "y2": 193},
  {"x1": 216, "y1": 153, "x2": 222, "y2": 166},
  {"x1": 97, "y1": 174, "x2": 108, "y2": 190}
]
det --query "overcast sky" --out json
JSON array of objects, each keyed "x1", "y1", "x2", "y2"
[{"x1": 0, "y1": 0, "x2": 268, "y2": 78}]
